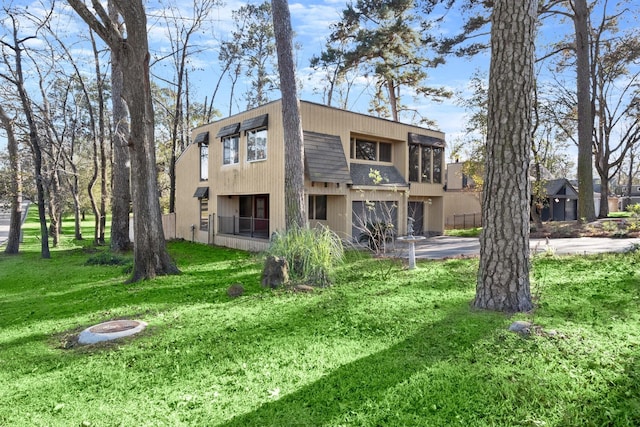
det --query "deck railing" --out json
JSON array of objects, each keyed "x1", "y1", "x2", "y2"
[{"x1": 217, "y1": 215, "x2": 269, "y2": 239}]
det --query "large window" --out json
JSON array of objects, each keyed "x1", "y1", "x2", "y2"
[
  {"x1": 247, "y1": 128, "x2": 267, "y2": 162},
  {"x1": 308, "y1": 195, "x2": 327, "y2": 220},
  {"x1": 409, "y1": 144, "x2": 442, "y2": 184},
  {"x1": 199, "y1": 143, "x2": 208, "y2": 181},
  {"x1": 223, "y1": 135, "x2": 239, "y2": 165},
  {"x1": 351, "y1": 138, "x2": 392, "y2": 162},
  {"x1": 199, "y1": 197, "x2": 208, "y2": 231}
]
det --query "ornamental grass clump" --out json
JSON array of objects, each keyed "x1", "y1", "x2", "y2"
[{"x1": 266, "y1": 225, "x2": 344, "y2": 287}]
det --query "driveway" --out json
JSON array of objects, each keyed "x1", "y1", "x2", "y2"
[
  {"x1": 0, "y1": 202, "x2": 29, "y2": 247},
  {"x1": 392, "y1": 235, "x2": 640, "y2": 260}
]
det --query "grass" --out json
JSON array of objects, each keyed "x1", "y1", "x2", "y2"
[
  {"x1": 445, "y1": 227, "x2": 482, "y2": 237},
  {"x1": 1, "y1": 207, "x2": 639, "y2": 426}
]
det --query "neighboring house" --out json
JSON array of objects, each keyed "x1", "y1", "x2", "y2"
[
  {"x1": 443, "y1": 161, "x2": 481, "y2": 228},
  {"x1": 539, "y1": 178, "x2": 578, "y2": 221},
  {"x1": 175, "y1": 100, "x2": 446, "y2": 251}
]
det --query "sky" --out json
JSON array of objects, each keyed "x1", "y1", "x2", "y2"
[
  {"x1": 1, "y1": 0, "x2": 638, "y2": 168},
  {"x1": 142, "y1": 0, "x2": 492, "y2": 159}
]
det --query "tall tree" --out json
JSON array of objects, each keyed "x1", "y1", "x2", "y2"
[
  {"x1": 154, "y1": 0, "x2": 217, "y2": 213},
  {"x1": 474, "y1": 0, "x2": 535, "y2": 312},
  {"x1": 233, "y1": 1, "x2": 276, "y2": 110},
  {"x1": 0, "y1": 8, "x2": 51, "y2": 259},
  {"x1": 319, "y1": 0, "x2": 450, "y2": 123},
  {"x1": 591, "y1": 30, "x2": 640, "y2": 216},
  {"x1": 271, "y1": 0, "x2": 306, "y2": 229},
  {"x1": 108, "y1": 0, "x2": 131, "y2": 252},
  {"x1": 0, "y1": 104, "x2": 23, "y2": 255},
  {"x1": 68, "y1": 0, "x2": 180, "y2": 281},
  {"x1": 572, "y1": 0, "x2": 597, "y2": 221}
]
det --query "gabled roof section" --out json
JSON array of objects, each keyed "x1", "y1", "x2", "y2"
[
  {"x1": 303, "y1": 131, "x2": 352, "y2": 184},
  {"x1": 350, "y1": 163, "x2": 408, "y2": 187},
  {"x1": 239, "y1": 114, "x2": 268, "y2": 131},
  {"x1": 408, "y1": 132, "x2": 445, "y2": 148},
  {"x1": 193, "y1": 187, "x2": 209, "y2": 198},
  {"x1": 194, "y1": 131, "x2": 209, "y2": 145},
  {"x1": 544, "y1": 178, "x2": 578, "y2": 199},
  {"x1": 216, "y1": 123, "x2": 240, "y2": 138}
]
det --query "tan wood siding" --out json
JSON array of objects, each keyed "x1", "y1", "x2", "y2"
[{"x1": 176, "y1": 100, "x2": 446, "y2": 250}]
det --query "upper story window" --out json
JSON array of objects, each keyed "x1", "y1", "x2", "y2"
[
  {"x1": 246, "y1": 128, "x2": 267, "y2": 162},
  {"x1": 216, "y1": 122, "x2": 241, "y2": 166},
  {"x1": 350, "y1": 138, "x2": 392, "y2": 162},
  {"x1": 194, "y1": 131, "x2": 210, "y2": 181},
  {"x1": 200, "y1": 144, "x2": 208, "y2": 180},
  {"x1": 223, "y1": 135, "x2": 239, "y2": 165},
  {"x1": 240, "y1": 114, "x2": 269, "y2": 163},
  {"x1": 408, "y1": 132, "x2": 445, "y2": 184}
]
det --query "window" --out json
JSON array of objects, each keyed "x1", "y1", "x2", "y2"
[
  {"x1": 223, "y1": 135, "x2": 239, "y2": 165},
  {"x1": 409, "y1": 144, "x2": 443, "y2": 184},
  {"x1": 247, "y1": 128, "x2": 267, "y2": 162},
  {"x1": 409, "y1": 144, "x2": 420, "y2": 182},
  {"x1": 379, "y1": 142, "x2": 392, "y2": 162},
  {"x1": 421, "y1": 146, "x2": 432, "y2": 183},
  {"x1": 308, "y1": 195, "x2": 327, "y2": 220},
  {"x1": 354, "y1": 139, "x2": 376, "y2": 160},
  {"x1": 199, "y1": 143, "x2": 208, "y2": 181},
  {"x1": 433, "y1": 147, "x2": 442, "y2": 183},
  {"x1": 200, "y1": 197, "x2": 208, "y2": 231},
  {"x1": 351, "y1": 138, "x2": 392, "y2": 162}
]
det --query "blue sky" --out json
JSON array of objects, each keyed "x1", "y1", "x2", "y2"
[
  {"x1": 143, "y1": 0, "x2": 492, "y2": 156},
  {"x1": 2, "y1": 0, "x2": 638, "y2": 168}
]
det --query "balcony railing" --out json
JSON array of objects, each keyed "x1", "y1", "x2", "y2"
[{"x1": 218, "y1": 215, "x2": 270, "y2": 239}]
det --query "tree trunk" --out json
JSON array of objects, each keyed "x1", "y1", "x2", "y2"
[
  {"x1": 599, "y1": 175, "x2": 609, "y2": 217},
  {"x1": 8, "y1": 19, "x2": 50, "y2": 258},
  {"x1": 475, "y1": 0, "x2": 535, "y2": 313},
  {"x1": 68, "y1": 0, "x2": 178, "y2": 280},
  {"x1": 108, "y1": 0, "x2": 131, "y2": 252},
  {"x1": 116, "y1": 1, "x2": 179, "y2": 280},
  {"x1": 0, "y1": 105, "x2": 23, "y2": 255},
  {"x1": 271, "y1": 0, "x2": 307, "y2": 230},
  {"x1": 573, "y1": 0, "x2": 596, "y2": 222}
]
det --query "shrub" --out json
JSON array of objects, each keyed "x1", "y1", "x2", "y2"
[
  {"x1": 85, "y1": 251, "x2": 132, "y2": 267},
  {"x1": 266, "y1": 225, "x2": 344, "y2": 287},
  {"x1": 626, "y1": 203, "x2": 640, "y2": 229},
  {"x1": 357, "y1": 221, "x2": 395, "y2": 254}
]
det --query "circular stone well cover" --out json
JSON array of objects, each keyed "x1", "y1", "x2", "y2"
[{"x1": 78, "y1": 320, "x2": 147, "y2": 345}]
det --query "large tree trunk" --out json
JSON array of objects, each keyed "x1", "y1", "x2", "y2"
[
  {"x1": 0, "y1": 105, "x2": 23, "y2": 255},
  {"x1": 573, "y1": 0, "x2": 596, "y2": 222},
  {"x1": 68, "y1": 0, "x2": 178, "y2": 280},
  {"x1": 474, "y1": 0, "x2": 535, "y2": 312},
  {"x1": 116, "y1": 1, "x2": 179, "y2": 280},
  {"x1": 272, "y1": 0, "x2": 307, "y2": 229},
  {"x1": 108, "y1": 0, "x2": 131, "y2": 252}
]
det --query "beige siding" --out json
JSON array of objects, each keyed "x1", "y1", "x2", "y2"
[
  {"x1": 175, "y1": 139, "x2": 208, "y2": 243},
  {"x1": 446, "y1": 162, "x2": 465, "y2": 190},
  {"x1": 444, "y1": 191, "x2": 482, "y2": 227},
  {"x1": 176, "y1": 100, "x2": 447, "y2": 250}
]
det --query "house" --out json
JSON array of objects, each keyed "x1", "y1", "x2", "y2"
[
  {"x1": 174, "y1": 100, "x2": 446, "y2": 251},
  {"x1": 443, "y1": 161, "x2": 481, "y2": 228},
  {"x1": 538, "y1": 178, "x2": 578, "y2": 221}
]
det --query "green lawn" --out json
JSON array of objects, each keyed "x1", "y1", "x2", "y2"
[{"x1": 1, "y1": 208, "x2": 639, "y2": 426}]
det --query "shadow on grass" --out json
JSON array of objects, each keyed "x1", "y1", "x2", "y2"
[{"x1": 218, "y1": 304, "x2": 503, "y2": 427}]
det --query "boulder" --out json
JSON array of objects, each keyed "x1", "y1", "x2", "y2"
[{"x1": 261, "y1": 255, "x2": 289, "y2": 288}]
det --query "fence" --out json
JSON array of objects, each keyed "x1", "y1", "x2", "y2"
[
  {"x1": 446, "y1": 212, "x2": 482, "y2": 229},
  {"x1": 162, "y1": 212, "x2": 176, "y2": 239}
]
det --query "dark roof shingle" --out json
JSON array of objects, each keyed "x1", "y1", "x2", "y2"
[{"x1": 303, "y1": 131, "x2": 352, "y2": 184}]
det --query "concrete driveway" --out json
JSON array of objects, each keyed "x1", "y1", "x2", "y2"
[
  {"x1": 392, "y1": 235, "x2": 640, "y2": 260},
  {"x1": 0, "y1": 202, "x2": 29, "y2": 247}
]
